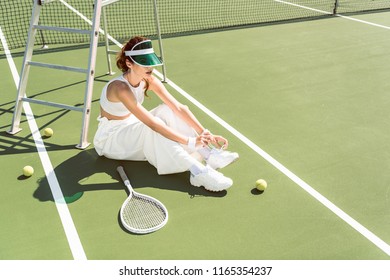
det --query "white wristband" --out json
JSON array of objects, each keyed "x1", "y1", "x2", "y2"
[{"x1": 187, "y1": 137, "x2": 196, "y2": 150}]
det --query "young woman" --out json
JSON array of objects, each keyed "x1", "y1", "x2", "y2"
[{"x1": 93, "y1": 36, "x2": 238, "y2": 192}]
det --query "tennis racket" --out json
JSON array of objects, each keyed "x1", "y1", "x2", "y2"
[{"x1": 117, "y1": 166, "x2": 168, "y2": 234}]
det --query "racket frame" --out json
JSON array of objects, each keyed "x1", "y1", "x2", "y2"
[{"x1": 117, "y1": 166, "x2": 168, "y2": 234}]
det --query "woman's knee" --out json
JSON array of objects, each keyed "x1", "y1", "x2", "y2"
[{"x1": 154, "y1": 104, "x2": 174, "y2": 121}]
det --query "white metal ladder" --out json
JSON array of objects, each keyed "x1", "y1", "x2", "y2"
[
  {"x1": 101, "y1": 0, "x2": 167, "y2": 80},
  {"x1": 7, "y1": 0, "x2": 104, "y2": 149}
]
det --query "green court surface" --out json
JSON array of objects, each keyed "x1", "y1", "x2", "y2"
[{"x1": 1, "y1": 5, "x2": 390, "y2": 266}]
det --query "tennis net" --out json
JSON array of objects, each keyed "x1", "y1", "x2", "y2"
[{"x1": 1, "y1": 0, "x2": 390, "y2": 51}]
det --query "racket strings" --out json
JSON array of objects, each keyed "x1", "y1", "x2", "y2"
[{"x1": 122, "y1": 194, "x2": 167, "y2": 231}]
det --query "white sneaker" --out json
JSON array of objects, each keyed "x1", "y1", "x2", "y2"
[
  {"x1": 190, "y1": 166, "x2": 233, "y2": 192},
  {"x1": 206, "y1": 148, "x2": 239, "y2": 170}
]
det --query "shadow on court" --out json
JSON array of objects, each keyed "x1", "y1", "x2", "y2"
[
  {"x1": 0, "y1": 131, "x2": 76, "y2": 156},
  {"x1": 33, "y1": 149, "x2": 226, "y2": 203}
]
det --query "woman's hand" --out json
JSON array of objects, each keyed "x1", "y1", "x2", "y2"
[
  {"x1": 196, "y1": 133, "x2": 213, "y2": 147},
  {"x1": 199, "y1": 130, "x2": 228, "y2": 149},
  {"x1": 210, "y1": 135, "x2": 228, "y2": 149}
]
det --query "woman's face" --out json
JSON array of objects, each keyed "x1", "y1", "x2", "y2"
[{"x1": 127, "y1": 59, "x2": 153, "y2": 78}]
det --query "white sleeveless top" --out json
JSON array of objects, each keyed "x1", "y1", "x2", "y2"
[{"x1": 100, "y1": 75, "x2": 145, "y2": 117}]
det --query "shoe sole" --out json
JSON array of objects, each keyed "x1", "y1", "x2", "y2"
[
  {"x1": 204, "y1": 185, "x2": 231, "y2": 192},
  {"x1": 190, "y1": 179, "x2": 232, "y2": 192}
]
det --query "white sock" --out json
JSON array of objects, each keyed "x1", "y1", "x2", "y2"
[
  {"x1": 189, "y1": 160, "x2": 207, "y2": 175},
  {"x1": 197, "y1": 147, "x2": 211, "y2": 160}
]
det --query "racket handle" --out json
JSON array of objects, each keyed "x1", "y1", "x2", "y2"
[{"x1": 117, "y1": 166, "x2": 130, "y2": 185}]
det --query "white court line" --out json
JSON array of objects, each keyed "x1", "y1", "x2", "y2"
[
  {"x1": 153, "y1": 73, "x2": 390, "y2": 257},
  {"x1": 274, "y1": 0, "x2": 390, "y2": 30},
  {"x1": 0, "y1": 26, "x2": 87, "y2": 260},
  {"x1": 54, "y1": 0, "x2": 390, "y2": 256},
  {"x1": 59, "y1": 0, "x2": 123, "y2": 46},
  {"x1": 153, "y1": 5, "x2": 390, "y2": 255}
]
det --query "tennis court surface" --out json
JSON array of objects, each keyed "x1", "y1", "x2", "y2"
[{"x1": 1, "y1": 0, "x2": 390, "y2": 279}]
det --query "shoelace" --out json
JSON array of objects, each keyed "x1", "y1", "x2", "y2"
[{"x1": 208, "y1": 143, "x2": 227, "y2": 153}]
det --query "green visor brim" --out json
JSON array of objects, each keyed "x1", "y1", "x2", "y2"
[{"x1": 130, "y1": 53, "x2": 163, "y2": 67}]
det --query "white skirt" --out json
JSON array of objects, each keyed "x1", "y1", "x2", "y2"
[{"x1": 93, "y1": 104, "x2": 199, "y2": 175}]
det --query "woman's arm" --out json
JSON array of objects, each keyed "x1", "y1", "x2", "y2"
[
  {"x1": 113, "y1": 80, "x2": 211, "y2": 147},
  {"x1": 147, "y1": 75, "x2": 206, "y2": 135},
  {"x1": 148, "y1": 76, "x2": 230, "y2": 149}
]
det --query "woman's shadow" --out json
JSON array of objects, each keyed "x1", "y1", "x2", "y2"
[{"x1": 33, "y1": 149, "x2": 226, "y2": 203}]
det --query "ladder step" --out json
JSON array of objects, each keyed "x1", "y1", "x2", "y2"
[
  {"x1": 33, "y1": 25, "x2": 91, "y2": 35},
  {"x1": 21, "y1": 97, "x2": 84, "y2": 112},
  {"x1": 27, "y1": 61, "x2": 88, "y2": 73}
]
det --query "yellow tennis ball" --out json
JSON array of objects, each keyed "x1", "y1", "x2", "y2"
[
  {"x1": 43, "y1": 127, "x2": 53, "y2": 137},
  {"x1": 23, "y1": 166, "x2": 34, "y2": 177},
  {"x1": 256, "y1": 179, "x2": 267, "y2": 191}
]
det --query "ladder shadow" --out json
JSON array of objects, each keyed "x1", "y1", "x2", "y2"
[{"x1": 32, "y1": 149, "x2": 226, "y2": 204}]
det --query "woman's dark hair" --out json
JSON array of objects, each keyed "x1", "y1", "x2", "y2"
[{"x1": 117, "y1": 36, "x2": 150, "y2": 95}]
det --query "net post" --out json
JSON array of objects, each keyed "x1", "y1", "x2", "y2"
[
  {"x1": 333, "y1": 0, "x2": 339, "y2": 15},
  {"x1": 37, "y1": 0, "x2": 48, "y2": 49},
  {"x1": 102, "y1": 6, "x2": 115, "y2": 75},
  {"x1": 152, "y1": 0, "x2": 167, "y2": 82},
  {"x1": 38, "y1": 29, "x2": 48, "y2": 49}
]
